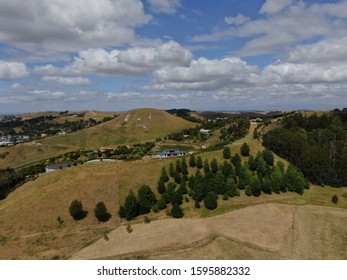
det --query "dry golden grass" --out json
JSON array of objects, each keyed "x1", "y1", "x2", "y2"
[
  {"x1": 0, "y1": 119, "x2": 346, "y2": 260},
  {"x1": 71, "y1": 203, "x2": 347, "y2": 260},
  {"x1": 0, "y1": 158, "x2": 168, "y2": 259}
]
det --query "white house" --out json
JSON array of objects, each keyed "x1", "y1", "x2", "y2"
[
  {"x1": 199, "y1": 128, "x2": 210, "y2": 134},
  {"x1": 152, "y1": 149, "x2": 187, "y2": 159}
]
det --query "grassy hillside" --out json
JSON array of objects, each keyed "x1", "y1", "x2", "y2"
[
  {"x1": 0, "y1": 121, "x2": 346, "y2": 259},
  {"x1": 0, "y1": 108, "x2": 196, "y2": 168},
  {"x1": 41, "y1": 108, "x2": 196, "y2": 148}
]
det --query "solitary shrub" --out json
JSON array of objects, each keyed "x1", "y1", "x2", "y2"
[
  {"x1": 126, "y1": 224, "x2": 133, "y2": 233},
  {"x1": 69, "y1": 199, "x2": 87, "y2": 220},
  {"x1": 144, "y1": 216, "x2": 151, "y2": 223},
  {"x1": 57, "y1": 216, "x2": 64, "y2": 226},
  {"x1": 332, "y1": 195, "x2": 338, "y2": 204},
  {"x1": 94, "y1": 201, "x2": 111, "y2": 222}
]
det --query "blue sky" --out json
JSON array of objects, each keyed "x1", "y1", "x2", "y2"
[{"x1": 0, "y1": 0, "x2": 346, "y2": 113}]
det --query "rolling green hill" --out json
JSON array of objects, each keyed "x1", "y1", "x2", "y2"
[{"x1": 0, "y1": 108, "x2": 196, "y2": 168}]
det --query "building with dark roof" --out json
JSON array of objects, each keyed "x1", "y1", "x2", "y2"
[{"x1": 45, "y1": 162, "x2": 75, "y2": 173}]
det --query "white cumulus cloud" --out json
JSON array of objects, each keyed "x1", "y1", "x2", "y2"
[
  {"x1": 64, "y1": 41, "x2": 193, "y2": 76},
  {"x1": 152, "y1": 57, "x2": 258, "y2": 91},
  {"x1": 0, "y1": 61, "x2": 29, "y2": 80},
  {"x1": 0, "y1": 0, "x2": 151, "y2": 54},
  {"x1": 42, "y1": 76, "x2": 92, "y2": 86}
]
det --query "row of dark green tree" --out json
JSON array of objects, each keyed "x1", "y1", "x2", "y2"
[
  {"x1": 119, "y1": 144, "x2": 309, "y2": 221},
  {"x1": 263, "y1": 109, "x2": 347, "y2": 186}
]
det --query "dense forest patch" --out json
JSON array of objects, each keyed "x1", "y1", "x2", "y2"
[{"x1": 263, "y1": 109, "x2": 347, "y2": 186}]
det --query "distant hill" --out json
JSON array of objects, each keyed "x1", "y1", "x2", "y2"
[
  {"x1": 166, "y1": 108, "x2": 201, "y2": 123},
  {"x1": 0, "y1": 108, "x2": 196, "y2": 168}
]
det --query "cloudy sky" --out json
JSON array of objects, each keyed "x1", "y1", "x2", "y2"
[{"x1": 0, "y1": 0, "x2": 346, "y2": 113}]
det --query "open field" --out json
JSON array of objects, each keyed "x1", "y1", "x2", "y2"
[{"x1": 71, "y1": 203, "x2": 347, "y2": 260}]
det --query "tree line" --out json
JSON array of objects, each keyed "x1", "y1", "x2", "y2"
[{"x1": 263, "y1": 109, "x2": 347, "y2": 186}]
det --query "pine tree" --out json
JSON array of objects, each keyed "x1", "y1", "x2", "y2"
[
  {"x1": 169, "y1": 162, "x2": 175, "y2": 177},
  {"x1": 175, "y1": 159, "x2": 182, "y2": 173},
  {"x1": 203, "y1": 159, "x2": 210, "y2": 174},
  {"x1": 262, "y1": 175, "x2": 272, "y2": 194},
  {"x1": 171, "y1": 204, "x2": 184, "y2": 218},
  {"x1": 181, "y1": 157, "x2": 188, "y2": 176},
  {"x1": 160, "y1": 166, "x2": 169, "y2": 183},
  {"x1": 173, "y1": 171, "x2": 182, "y2": 184},
  {"x1": 226, "y1": 178, "x2": 239, "y2": 197},
  {"x1": 245, "y1": 185, "x2": 252, "y2": 196},
  {"x1": 189, "y1": 154, "x2": 196, "y2": 167},
  {"x1": 248, "y1": 155, "x2": 256, "y2": 171},
  {"x1": 210, "y1": 158, "x2": 219, "y2": 174},
  {"x1": 118, "y1": 205, "x2": 126, "y2": 218},
  {"x1": 223, "y1": 146, "x2": 231, "y2": 159},
  {"x1": 256, "y1": 156, "x2": 267, "y2": 178},
  {"x1": 138, "y1": 185, "x2": 157, "y2": 215},
  {"x1": 171, "y1": 191, "x2": 183, "y2": 205},
  {"x1": 166, "y1": 182, "x2": 176, "y2": 198},
  {"x1": 250, "y1": 176, "x2": 262, "y2": 197},
  {"x1": 271, "y1": 166, "x2": 283, "y2": 194},
  {"x1": 231, "y1": 153, "x2": 241, "y2": 167},
  {"x1": 214, "y1": 170, "x2": 227, "y2": 195},
  {"x1": 262, "y1": 149, "x2": 275, "y2": 166},
  {"x1": 203, "y1": 191, "x2": 218, "y2": 210},
  {"x1": 156, "y1": 196, "x2": 167, "y2": 210},
  {"x1": 192, "y1": 170, "x2": 205, "y2": 201},
  {"x1": 239, "y1": 163, "x2": 252, "y2": 186},
  {"x1": 196, "y1": 156, "x2": 203, "y2": 169},
  {"x1": 284, "y1": 165, "x2": 298, "y2": 193},
  {"x1": 157, "y1": 179, "x2": 166, "y2": 194},
  {"x1": 123, "y1": 190, "x2": 139, "y2": 221},
  {"x1": 240, "y1": 142, "x2": 250, "y2": 157},
  {"x1": 221, "y1": 161, "x2": 232, "y2": 178},
  {"x1": 178, "y1": 178, "x2": 188, "y2": 194}
]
